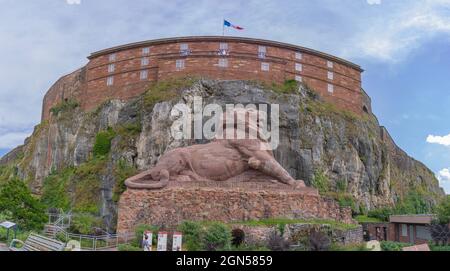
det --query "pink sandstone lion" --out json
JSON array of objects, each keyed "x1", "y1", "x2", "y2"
[{"x1": 125, "y1": 108, "x2": 306, "y2": 189}]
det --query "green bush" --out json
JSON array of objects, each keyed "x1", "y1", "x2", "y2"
[
  {"x1": 70, "y1": 213, "x2": 102, "y2": 235},
  {"x1": 178, "y1": 221, "x2": 205, "y2": 251},
  {"x1": 112, "y1": 160, "x2": 137, "y2": 202},
  {"x1": 437, "y1": 196, "x2": 450, "y2": 224},
  {"x1": 93, "y1": 128, "x2": 116, "y2": 157},
  {"x1": 40, "y1": 169, "x2": 72, "y2": 211},
  {"x1": 380, "y1": 241, "x2": 412, "y2": 251},
  {"x1": 430, "y1": 245, "x2": 450, "y2": 251},
  {"x1": 50, "y1": 99, "x2": 79, "y2": 116},
  {"x1": 367, "y1": 207, "x2": 393, "y2": 222},
  {"x1": 203, "y1": 222, "x2": 232, "y2": 251},
  {"x1": 311, "y1": 170, "x2": 330, "y2": 194},
  {"x1": 0, "y1": 178, "x2": 47, "y2": 230}
]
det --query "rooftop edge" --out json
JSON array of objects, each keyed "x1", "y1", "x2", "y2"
[{"x1": 88, "y1": 36, "x2": 363, "y2": 72}]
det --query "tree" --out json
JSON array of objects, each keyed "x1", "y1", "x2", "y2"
[
  {"x1": 0, "y1": 178, "x2": 47, "y2": 230},
  {"x1": 437, "y1": 196, "x2": 450, "y2": 224}
]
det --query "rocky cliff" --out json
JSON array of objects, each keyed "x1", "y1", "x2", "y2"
[{"x1": 0, "y1": 79, "x2": 445, "y2": 231}]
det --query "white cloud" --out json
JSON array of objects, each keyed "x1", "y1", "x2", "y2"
[
  {"x1": 367, "y1": 0, "x2": 381, "y2": 5},
  {"x1": 427, "y1": 134, "x2": 450, "y2": 147},
  {"x1": 437, "y1": 168, "x2": 450, "y2": 194},
  {"x1": 345, "y1": 0, "x2": 450, "y2": 62},
  {"x1": 0, "y1": 131, "x2": 30, "y2": 149},
  {"x1": 66, "y1": 0, "x2": 81, "y2": 4}
]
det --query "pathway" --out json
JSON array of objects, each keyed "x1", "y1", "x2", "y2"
[{"x1": 0, "y1": 242, "x2": 8, "y2": 251}]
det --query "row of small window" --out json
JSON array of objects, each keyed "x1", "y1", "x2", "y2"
[
  {"x1": 106, "y1": 70, "x2": 149, "y2": 86},
  {"x1": 108, "y1": 47, "x2": 150, "y2": 62},
  {"x1": 108, "y1": 44, "x2": 335, "y2": 68},
  {"x1": 107, "y1": 58, "x2": 150, "y2": 73},
  {"x1": 293, "y1": 75, "x2": 334, "y2": 93}
]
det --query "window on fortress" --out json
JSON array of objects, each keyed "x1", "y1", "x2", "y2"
[
  {"x1": 218, "y1": 43, "x2": 229, "y2": 56},
  {"x1": 176, "y1": 59, "x2": 185, "y2": 70},
  {"x1": 328, "y1": 71, "x2": 334, "y2": 80},
  {"x1": 141, "y1": 57, "x2": 149, "y2": 66},
  {"x1": 140, "y1": 70, "x2": 148, "y2": 80},
  {"x1": 295, "y1": 75, "x2": 302, "y2": 82},
  {"x1": 109, "y1": 53, "x2": 116, "y2": 62},
  {"x1": 295, "y1": 63, "x2": 302, "y2": 72},
  {"x1": 258, "y1": 46, "x2": 266, "y2": 59},
  {"x1": 327, "y1": 84, "x2": 334, "y2": 93},
  {"x1": 295, "y1": 52, "x2": 302, "y2": 60},
  {"x1": 261, "y1": 62, "x2": 270, "y2": 71},
  {"x1": 218, "y1": 58, "x2": 228, "y2": 68},
  {"x1": 180, "y1": 43, "x2": 189, "y2": 50},
  {"x1": 142, "y1": 47, "x2": 150, "y2": 55},
  {"x1": 107, "y1": 76, "x2": 114, "y2": 86},
  {"x1": 327, "y1": 60, "x2": 334, "y2": 69},
  {"x1": 108, "y1": 64, "x2": 115, "y2": 73}
]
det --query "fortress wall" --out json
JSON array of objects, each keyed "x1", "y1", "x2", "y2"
[
  {"x1": 117, "y1": 186, "x2": 354, "y2": 234},
  {"x1": 41, "y1": 67, "x2": 87, "y2": 121},
  {"x1": 41, "y1": 37, "x2": 364, "y2": 120}
]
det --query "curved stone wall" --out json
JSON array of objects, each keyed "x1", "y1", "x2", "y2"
[{"x1": 41, "y1": 36, "x2": 364, "y2": 121}]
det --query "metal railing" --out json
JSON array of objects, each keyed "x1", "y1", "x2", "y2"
[
  {"x1": 49, "y1": 224, "x2": 135, "y2": 251},
  {"x1": 45, "y1": 209, "x2": 135, "y2": 251}
]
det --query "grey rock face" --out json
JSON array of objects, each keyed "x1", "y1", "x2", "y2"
[{"x1": 1, "y1": 80, "x2": 444, "y2": 231}]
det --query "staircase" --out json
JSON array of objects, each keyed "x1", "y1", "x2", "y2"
[{"x1": 43, "y1": 210, "x2": 72, "y2": 238}]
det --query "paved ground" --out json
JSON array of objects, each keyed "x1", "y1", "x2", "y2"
[{"x1": 0, "y1": 242, "x2": 8, "y2": 251}]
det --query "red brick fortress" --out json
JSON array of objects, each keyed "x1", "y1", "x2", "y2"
[{"x1": 42, "y1": 36, "x2": 364, "y2": 121}]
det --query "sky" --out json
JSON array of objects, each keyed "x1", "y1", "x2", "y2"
[{"x1": 0, "y1": 0, "x2": 449, "y2": 193}]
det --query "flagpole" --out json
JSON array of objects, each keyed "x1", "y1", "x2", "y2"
[{"x1": 222, "y1": 18, "x2": 225, "y2": 36}]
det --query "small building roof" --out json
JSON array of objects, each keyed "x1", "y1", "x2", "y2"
[
  {"x1": 389, "y1": 214, "x2": 436, "y2": 225},
  {"x1": 0, "y1": 221, "x2": 16, "y2": 229}
]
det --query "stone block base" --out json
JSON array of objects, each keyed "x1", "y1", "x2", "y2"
[{"x1": 117, "y1": 183, "x2": 354, "y2": 234}]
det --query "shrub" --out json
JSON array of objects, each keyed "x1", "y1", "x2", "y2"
[
  {"x1": 112, "y1": 160, "x2": 137, "y2": 202},
  {"x1": 202, "y1": 222, "x2": 232, "y2": 251},
  {"x1": 178, "y1": 221, "x2": 205, "y2": 251},
  {"x1": 311, "y1": 170, "x2": 329, "y2": 194},
  {"x1": 70, "y1": 213, "x2": 102, "y2": 235},
  {"x1": 380, "y1": 241, "x2": 412, "y2": 251},
  {"x1": 437, "y1": 196, "x2": 450, "y2": 224},
  {"x1": 367, "y1": 208, "x2": 393, "y2": 222},
  {"x1": 93, "y1": 128, "x2": 116, "y2": 157},
  {"x1": 0, "y1": 178, "x2": 47, "y2": 230},
  {"x1": 50, "y1": 99, "x2": 79, "y2": 116},
  {"x1": 40, "y1": 169, "x2": 72, "y2": 211}
]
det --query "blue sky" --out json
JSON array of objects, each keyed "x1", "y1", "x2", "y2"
[{"x1": 0, "y1": 0, "x2": 449, "y2": 193}]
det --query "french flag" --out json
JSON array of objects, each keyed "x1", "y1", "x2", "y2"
[{"x1": 224, "y1": 20, "x2": 244, "y2": 30}]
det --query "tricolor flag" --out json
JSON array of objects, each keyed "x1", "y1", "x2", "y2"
[{"x1": 224, "y1": 20, "x2": 244, "y2": 30}]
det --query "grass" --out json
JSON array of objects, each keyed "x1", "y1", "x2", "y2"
[
  {"x1": 236, "y1": 218, "x2": 360, "y2": 231},
  {"x1": 354, "y1": 215, "x2": 383, "y2": 223},
  {"x1": 143, "y1": 77, "x2": 198, "y2": 108},
  {"x1": 50, "y1": 99, "x2": 80, "y2": 116}
]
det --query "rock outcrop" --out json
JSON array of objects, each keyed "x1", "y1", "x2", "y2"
[{"x1": 1, "y1": 79, "x2": 445, "y2": 231}]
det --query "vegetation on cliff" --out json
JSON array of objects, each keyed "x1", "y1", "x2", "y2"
[{"x1": 0, "y1": 78, "x2": 445, "y2": 233}]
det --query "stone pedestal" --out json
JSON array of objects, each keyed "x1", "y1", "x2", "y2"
[{"x1": 117, "y1": 182, "x2": 354, "y2": 234}]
